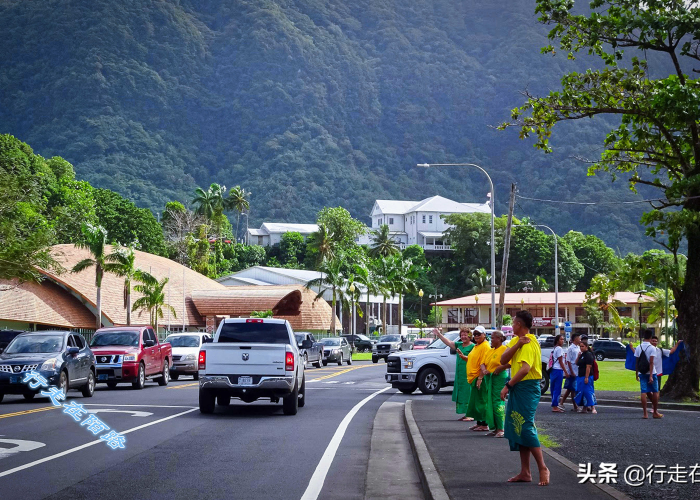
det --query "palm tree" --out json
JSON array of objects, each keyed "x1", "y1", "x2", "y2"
[
  {"x1": 104, "y1": 243, "x2": 140, "y2": 325},
  {"x1": 132, "y1": 273, "x2": 177, "y2": 334},
  {"x1": 352, "y1": 263, "x2": 379, "y2": 335},
  {"x1": 389, "y1": 255, "x2": 419, "y2": 337},
  {"x1": 305, "y1": 257, "x2": 347, "y2": 334},
  {"x1": 225, "y1": 186, "x2": 251, "y2": 241},
  {"x1": 192, "y1": 183, "x2": 226, "y2": 221},
  {"x1": 372, "y1": 257, "x2": 395, "y2": 334},
  {"x1": 585, "y1": 273, "x2": 625, "y2": 333},
  {"x1": 533, "y1": 275, "x2": 549, "y2": 293},
  {"x1": 369, "y1": 224, "x2": 399, "y2": 258},
  {"x1": 466, "y1": 268, "x2": 491, "y2": 295},
  {"x1": 71, "y1": 223, "x2": 108, "y2": 330},
  {"x1": 307, "y1": 224, "x2": 335, "y2": 266},
  {"x1": 643, "y1": 287, "x2": 676, "y2": 325}
]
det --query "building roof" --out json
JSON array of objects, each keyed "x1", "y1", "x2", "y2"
[
  {"x1": 247, "y1": 228, "x2": 267, "y2": 236},
  {"x1": 260, "y1": 223, "x2": 319, "y2": 234},
  {"x1": 218, "y1": 276, "x2": 272, "y2": 286},
  {"x1": 45, "y1": 244, "x2": 226, "y2": 327},
  {"x1": 0, "y1": 279, "x2": 96, "y2": 329},
  {"x1": 373, "y1": 196, "x2": 490, "y2": 216},
  {"x1": 374, "y1": 200, "x2": 420, "y2": 215},
  {"x1": 191, "y1": 285, "x2": 340, "y2": 331},
  {"x1": 419, "y1": 231, "x2": 447, "y2": 238},
  {"x1": 435, "y1": 291, "x2": 653, "y2": 307}
]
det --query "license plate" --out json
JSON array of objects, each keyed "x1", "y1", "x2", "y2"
[
  {"x1": 10, "y1": 375, "x2": 21, "y2": 384},
  {"x1": 238, "y1": 376, "x2": 253, "y2": 386},
  {"x1": 98, "y1": 374, "x2": 109, "y2": 381}
]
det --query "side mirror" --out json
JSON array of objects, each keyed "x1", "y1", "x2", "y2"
[
  {"x1": 144, "y1": 339, "x2": 155, "y2": 347},
  {"x1": 450, "y1": 348, "x2": 456, "y2": 355},
  {"x1": 301, "y1": 339, "x2": 313, "y2": 349},
  {"x1": 68, "y1": 346, "x2": 80, "y2": 355},
  {"x1": 202, "y1": 337, "x2": 213, "y2": 343}
]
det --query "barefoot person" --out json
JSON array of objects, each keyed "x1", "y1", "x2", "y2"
[
  {"x1": 434, "y1": 326, "x2": 474, "y2": 421},
  {"x1": 500, "y1": 310, "x2": 549, "y2": 486},
  {"x1": 461, "y1": 325, "x2": 491, "y2": 431},
  {"x1": 484, "y1": 330, "x2": 509, "y2": 438}
]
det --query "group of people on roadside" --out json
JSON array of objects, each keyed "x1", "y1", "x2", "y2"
[
  {"x1": 433, "y1": 310, "x2": 550, "y2": 486},
  {"x1": 549, "y1": 333, "x2": 597, "y2": 414}
]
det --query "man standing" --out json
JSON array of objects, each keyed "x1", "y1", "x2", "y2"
[
  {"x1": 500, "y1": 310, "x2": 549, "y2": 486},
  {"x1": 635, "y1": 329, "x2": 661, "y2": 419},
  {"x1": 559, "y1": 333, "x2": 580, "y2": 411},
  {"x1": 462, "y1": 325, "x2": 492, "y2": 431},
  {"x1": 650, "y1": 335, "x2": 681, "y2": 393}
]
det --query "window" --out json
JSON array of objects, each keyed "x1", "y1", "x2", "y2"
[
  {"x1": 72, "y1": 334, "x2": 86, "y2": 349},
  {"x1": 447, "y1": 308, "x2": 459, "y2": 323},
  {"x1": 389, "y1": 217, "x2": 394, "y2": 224},
  {"x1": 422, "y1": 215, "x2": 426, "y2": 223},
  {"x1": 463, "y1": 308, "x2": 478, "y2": 320},
  {"x1": 218, "y1": 322, "x2": 290, "y2": 344},
  {"x1": 67, "y1": 335, "x2": 76, "y2": 348},
  {"x1": 429, "y1": 215, "x2": 433, "y2": 223}
]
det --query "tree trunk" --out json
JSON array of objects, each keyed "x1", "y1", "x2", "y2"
[
  {"x1": 96, "y1": 285, "x2": 102, "y2": 330},
  {"x1": 236, "y1": 213, "x2": 241, "y2": 242},
  {"x1": 382, "y1": 296, "x2": 387, "y2": 335},
  {"x1": 661, "y1": 224, "x2": 700, "y2": 401},
  {"x1": 398, "y1": 293, "x2": 403, "y2": 337},
  {"x1": 126, "y1": 287, "x2": 131, "y2": 326},
  {"x1": 366, "y1": 296, "x2": 371, "y2": 335},
  {"x1": 330, "y1": 286, "x2": 337, "y2": 334}
]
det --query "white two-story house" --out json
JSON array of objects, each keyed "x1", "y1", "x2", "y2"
[{"x1": 370, "y1": 195, "x2": 491, "y2": 250}]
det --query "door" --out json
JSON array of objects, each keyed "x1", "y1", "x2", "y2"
[
  {"x1": 71, "y1": 334, "x2": 89, "y2": 382},
  {"x1": 65, "y1": 335, "x2": 80, "y2": 386},
  {"x1": 145, "y1": 329, "x2": 159, "y2": 374}
]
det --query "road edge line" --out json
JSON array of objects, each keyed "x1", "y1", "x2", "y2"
[{"x1": 403, "y1": 400, "x2": 450, "y2": 500}]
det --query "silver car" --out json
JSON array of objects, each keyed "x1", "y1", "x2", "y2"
[
  {"x1": 165, "y1": 333, "x2": 211, "y2": 380},
  {"x1": 320, "y1": 338, "x2": 352, "y2": 366}
]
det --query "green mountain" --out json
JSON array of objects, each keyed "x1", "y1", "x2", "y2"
[{"x1": 0, "y1": 0, "x2": 661, "y2": 253}]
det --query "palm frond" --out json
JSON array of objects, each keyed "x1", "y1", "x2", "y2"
[{"x1": 71, "y1": 258, "x2": 95, "y2": 273}]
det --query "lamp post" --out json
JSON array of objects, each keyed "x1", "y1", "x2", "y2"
[
  {"x1": 349, "y1": 283, "x2": 356, "y2": 352},
  {"x1": 418, "y1": 163, "x2": 496, "y2": 328},
  {"x1": 635, "y1": 290, "x2": 647, "y2": 339},
  {"x1": 429, "y1": 293, "x2": 443, "y2": 327},
  {"x1": 418, "y1": 289, "x2": 424, "y2": 336}
]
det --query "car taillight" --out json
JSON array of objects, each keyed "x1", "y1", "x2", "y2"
[
  {"x1": 198, "y1": 350, "x2": 206, "y2": 370},
  {"x1": 246, "y1": 319, "x2": 263, "y2": 323},
  {"x1": 285, "y1": 352, "x2": 294, "y2": 371}
]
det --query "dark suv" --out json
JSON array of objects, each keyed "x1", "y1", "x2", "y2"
[
  {"x1": 592, "y1": 340, "x2": 627, "y2": 361},
  {"x1": 340, "y1": 334, "x2": 374, "y2": 352}
]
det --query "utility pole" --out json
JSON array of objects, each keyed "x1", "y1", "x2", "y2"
[{"x1": 497, "y1": 183, "x2": 516, "y2": 327}]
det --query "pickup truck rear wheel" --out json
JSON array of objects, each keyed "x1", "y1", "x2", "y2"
[
  {"x1": 157, "y1": 362, "x2": 170, "y2": 386},
  {"x1": 283, "y1": 381, "x2": 299, "y2": 415},
  {"x1": 132, "y1": 363, "x2": 146, "y2": 390},
  {"x1": 298, "y1": 376, "x2": 306, "y2": 408},
  {"x1": 540, "y1": 363, "x2": 550, "y2": 395},
  {"x1": 217, "y1": 395, "x2": 231, "y2": 406},
  {"x1": 199, "y1": 390, "x2": 215, "y2": 414},
  {"x1": 418, "y1": 368, "x2": 442, "y2": 395}
]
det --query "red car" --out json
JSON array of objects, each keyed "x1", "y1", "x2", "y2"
[
  {"x1": 412, "y1": 338, "x2": 433, "y2": 350},
  {"x1": 90, "y1": 326, "x2": 172, "y2": 389}
]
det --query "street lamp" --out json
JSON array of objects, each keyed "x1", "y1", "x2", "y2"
[
  {"x1": 349, "y1": 283, "x2": 356, "y2": 352},
  {"x1": 429, "y1": 293, "x2": 443, "y2": 327},
  {"x1": 635, "y1": 290, "x2": 647, "y2": 339},
  {"x1": 241, "y1": 212, "x2": 249, "y2": 245},
  {"x1": 417, "y1": 163, "x2": 496, "y2": 328},
  {"x1": 418, "y1": 289, "x2": 424, "y2": 333}
]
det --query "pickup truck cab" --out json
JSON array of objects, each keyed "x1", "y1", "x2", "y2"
[
  {"x1": 198, "y1": 318, "x2": 309, "y2": 415},
  {"x1": 90, "y1": 326, "x2": 172, "y2": 389},
  {"x1": 372, "y1": 335, "x2": 406, "y2": 363},
  {"x1": 294, "y1": 332, "x2": 323, "y2": 368}
]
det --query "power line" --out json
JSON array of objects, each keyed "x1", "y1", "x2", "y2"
[{"x1": 515, "y1": 194, "x2": 700, "y2": 206}]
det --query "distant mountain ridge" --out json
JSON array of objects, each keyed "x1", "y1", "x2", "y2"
[{"x1": 0, "y1": 0, "x2": 661, "y2": 253}]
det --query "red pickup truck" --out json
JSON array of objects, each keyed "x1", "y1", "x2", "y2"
[{"x1": 90, "y1": 326, "x2": 172, "y2": 389}]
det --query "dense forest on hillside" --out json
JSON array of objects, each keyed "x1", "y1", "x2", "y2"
[{"x1": 0, "y1": 0, "x2": 671, "y2": 253}]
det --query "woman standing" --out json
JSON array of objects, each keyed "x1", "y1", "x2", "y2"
[
  {"x1": 575, "y1": 340, "x2": 597, "y2": 413},
  {"x1": 483, "y1": 330, "x2": 509, "y2": 437},
  {"x1": 433, "y1": 326, "x2": 474, "y2": 421},
  {"x1": 549, "y1": 335, "x2": 568, "y2": 413}
]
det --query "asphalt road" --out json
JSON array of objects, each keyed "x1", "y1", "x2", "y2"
[{"x1": 0, "y1": 361, "x2": 396, "y2": 500}]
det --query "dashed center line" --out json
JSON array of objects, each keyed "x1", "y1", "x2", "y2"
[
  {"x1": 167, "y1": 382, "x2": 199, "y2": 390},
  {"x1": 0, "y1": 406, "x2": 58, "y2": 420}
]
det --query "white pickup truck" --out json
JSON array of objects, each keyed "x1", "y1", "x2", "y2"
[
  {"x1": 198, "y1": 318, "x2": 310, "y2": 415},
  {"x1": 386, "y1": 331, "x2": 552, "y2": 395}
]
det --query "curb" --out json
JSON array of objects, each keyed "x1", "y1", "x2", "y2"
[
  {"x1": 540, "y1": 395, "x2": 700, "y2": 412},
  {"x1": 541, "y1": 447, "x2": 632, "y2": 500},
  {"x1": 403, "y1": 400, "x2": 450, "y2": 500}
]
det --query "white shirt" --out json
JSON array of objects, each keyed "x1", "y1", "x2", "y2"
[
  {"x1": 654, "y1": 346, "x2": 670, "y2": 375},
  {"x1": 566, "y1": 344, "x2": 580, "y2": 374},
  {"x1": 552, "y1": 346, "x2": 564, "y2": 370},
  {"x1": 634, "y1": 342, "x2": 657, "y2": 375}
]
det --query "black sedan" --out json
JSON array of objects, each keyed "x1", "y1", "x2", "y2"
[
  {"x1": 340, "y1": 334, "x2": 374, "y2": 352},
  {"x1": 0, "y1": 331, "x2": 96, "y2": 402}
]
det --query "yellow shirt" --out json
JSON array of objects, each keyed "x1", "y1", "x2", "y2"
[
  {"x1": 507, "y1": 334, "x2": 542, "y2": 381},
  {"x1": 466, "y1": 340, "x2": 491, "y2": 383},
  {"x1": 485, "y1": 345, "x2": 507, "y2": 373}
]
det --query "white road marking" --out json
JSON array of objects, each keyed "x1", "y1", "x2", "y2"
[
  {"x1": 537, "y1": 401, "x2": 700, "y2": 413},
  {"x1": 0, "y1": 438, "x2": 45, "y2": 460},
  {"x1": 342, "y1": 382, "x2": 355, "y2": 385},
  {"x1": 324, "y1": 381, "x2": 340, "y2": 384},
  {"x1": 0, "y1": 408, "x2": 197, "y2": 478},
  {"x1": 87, "y1": 409, "x2": 154, "y2": 418},
  {"x1": 81, "y1": 404, "x2": 196, "y2": 409},
  {"x1": 300, "y1": 387, "x2": 391, "y2": 500}
]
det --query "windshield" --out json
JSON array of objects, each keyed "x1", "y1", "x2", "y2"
[
  {"x1": 321, "y1": 338, "x2": 340, "y2": 346},
  {"x1": 414, "y1": 339, "x2": 431, "y2": 345},
  {"x1": 379, "y1": 335, "x2": 401, "y2": 342},
  {"x1": 165, "y1": 335, "x2": 200, "y2": 348},
  {"x1": 5, "y1": 335, "x2": 64, "y2": 354},
  {"x1": 91, "y1": 332, "x2": 140, "y2": 347},
  {"x1": 428, "y1": 332, "x2": 460, "y2": 349},
  {"x1": 218, "y1": 322, "x2": 289, "y2": 344},
  {"x1": 357, "y1": 335, "x2": 370, "y2": 341},
  {"x1": 295, "y1": 334, "x2": 306, "y2": 343}
]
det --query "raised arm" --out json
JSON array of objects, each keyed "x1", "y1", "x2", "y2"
[
  {"x1": 670, "y1": 340, "x2": 682, "y2": 354},
  {"x1": 433, "y1": 328, "x2": 456, "y2": 350}
]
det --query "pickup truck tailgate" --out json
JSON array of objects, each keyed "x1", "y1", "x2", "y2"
[{"x1": 205, "y1": 344, "x2": 288, "y2": 376}]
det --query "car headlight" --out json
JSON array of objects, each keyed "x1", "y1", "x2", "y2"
[
  {"x1": 182, "y1": 354, "x2": 196, "y2": 361},
  {"x1": 41, "y1": 358, "x2": 58, "y2": 371},
  {"x1": 123, "y1": 353, "x2": 138, "y2": 362},
  {"x1": 372, "y1": 345, "x2": 377, "y2": 351},
  {"x1": 402, "y1": 358, "x2": 414, "y2": 370},
  {"x1": 332, "y1": 349, "x2": 340, "y2": 354}
]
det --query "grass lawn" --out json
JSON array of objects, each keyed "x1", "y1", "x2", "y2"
[
  {"x1": 352, "y1": 352, "x2": 373, "y2": 361},
  {"x1": 593, "y1": 362, "x2": 673, "y2": 392}
]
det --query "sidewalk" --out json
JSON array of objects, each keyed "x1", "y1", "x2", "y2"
[{"x1": 407, "y1": 395, "x2": 626, "y2": 500}]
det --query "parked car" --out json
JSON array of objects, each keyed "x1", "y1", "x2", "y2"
[
  {"x1": 412, "y1": 339, "x2": 432, "y2": 350},
  {"x1": 0, "y1": 331, "x2": 96, "y2": 402},
  {"x1": 165, "y1": 332, "x2": 211, "y2": 380},
  {"x1": 198, "y1": 318, "x2": 308, "y2": 415},
  {"x1": 295, "y1": 332, "x2": 323, "y2": 368},
  {"x1": 321, "y1": 337, "x2": 352, "y2": 366},
  {"x1": 592, "y1": 339, "x2": 627, "y2": 361},
  {"x1": 340, "y1": 334, "x2": 374, "y2": 352},
  {"x1": 0, "y1": 330, "x2": 25, "y2": 354},
  {"x1": 538, "y1": 335, "x2": 556, "y2": 348},
  {"x1": 90, "y1": 326, "x2": 172, "y2": 389},
  {"x1": 372, "y1": 335, "x2": 405, "y2": 363}
]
